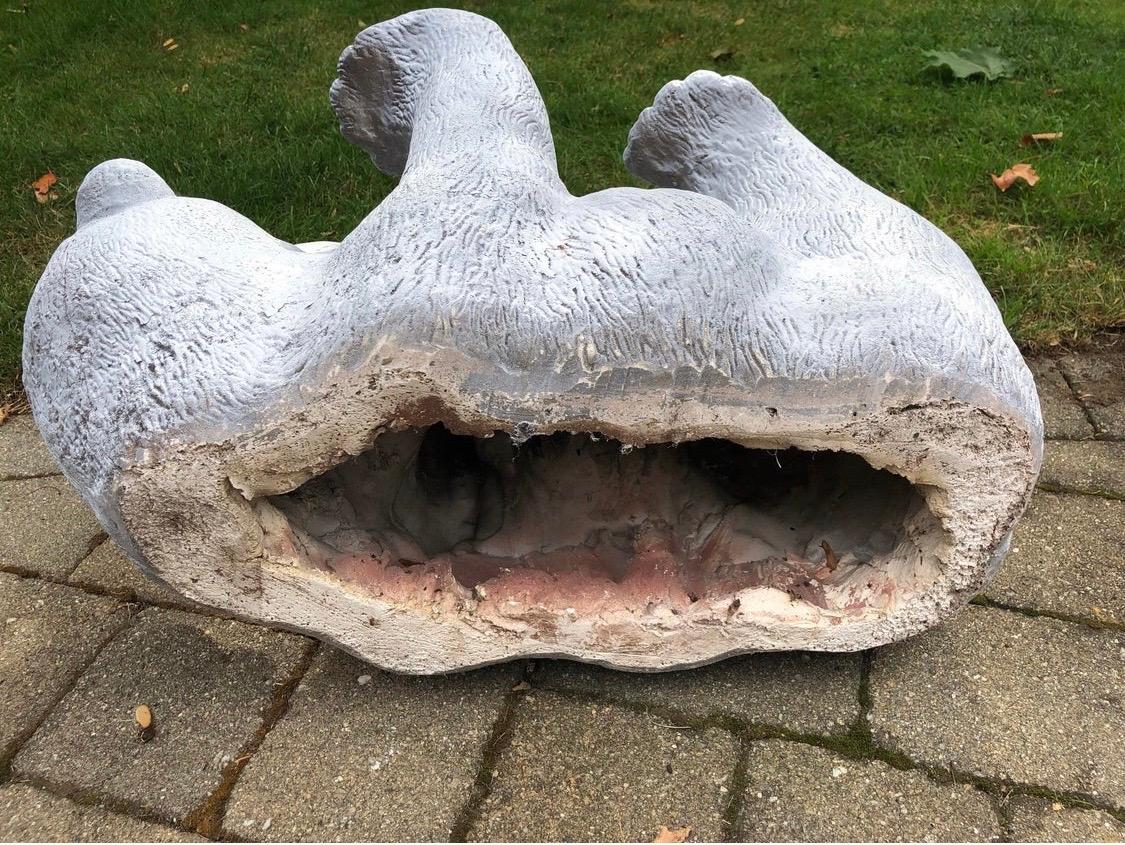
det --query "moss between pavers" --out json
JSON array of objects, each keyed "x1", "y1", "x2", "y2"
[{"x1": 869, "y1": 604, "x2": 1124, "y2": 810}]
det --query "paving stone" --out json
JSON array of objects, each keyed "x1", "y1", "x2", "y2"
[
  {"x1": 1041, "y1": 440, "x2": 1125, "y2": 497},
  {"x1": 468, "y1": 691, "x2": 737, "y2": 842},
  {"x1": 69, "y1": 538, "x2": 199, "y2": 609},
  {"x1": 986, "y1": 492, "x2": 1124, "y2": 625},
  {"x1": 535, "y1": 652, "x2": 861, "y2": 735},
  {"x1": 870, "y1": 605, "x2": 1124, "y2": 808},
  {"x1": 0, "y1": 477, "x2": 103, "y2": 578},
  {"x1": 1060, "y1": 352, "x2": 1125, "y2": 437},
  {"x1": 737, "y1": 739, "x2": 998, "y2": 842},
  {"x1": 12, "y1": 606, "x2": 309, "y2": 824},
  {"x1": 0, "y1": 573, "x2": 129, "y2": 766},
  {"x1": 224, "y1": 648, "x2": 518, "y2": 842},
  {"x1": 1027, "y1": 357, "x2": 1095, "y2": 439},
  {"x1": 0, "y1": 415, "x2": 58, "y2": 478},
  {"x1": 1006, "y1": 795, "x2": 1125, "y2": 842},
  {"x1": 0, "y1": 782, "x2": 203, "y2": 842}
]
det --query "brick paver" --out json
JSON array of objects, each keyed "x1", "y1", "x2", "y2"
[
  {"x1": 870, "y1": 605, "x2": 1124, "y2": 808},
  {"x1": 1060, "y1": 351, "x2": 1125, "y2": 437},
  {"x1": 1041, "y1": 440, "x2": 1125, "y2": 497},
  {"x1": 1027, "y1": 358, "x2": 1096, "y2": 439},
  {"x1": 1006, "y1": 795, "x2": 1125, "y2": 842},
  {"x1": 0, "y1": 783, "x2": 203, "y2": 842},
  {"x1": 224, "y1": 648, "x2": 518, "y2": 842},
  {"x1": 12, "y1": 607, "x2": 309, "y2": 825},
  {"x1": 0, "y1": 574, "x2": 129, "y2": 768},
  {"x1": 468, "y1": 692, "x2": 737, "y2": 842},
  {"x1": 738, "y1": 739, "x2": 999, "y2": 842},
  {"x1": 0, "y1": 477, "x2": 103, "y2": 577},
  {"x1": 535, "y1": 652, "x2": 862, "y2": 735},
  {"x1": 0, "y1": 415, "x2": 59, "y2": 478},
  {"x1": 986, "y1": 491, "x2": 1124, "y2": 625}
]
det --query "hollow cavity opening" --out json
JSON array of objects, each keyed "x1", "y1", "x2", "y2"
[{"x1": 257, "y1": 424, "x2": 943, "y2": 618}]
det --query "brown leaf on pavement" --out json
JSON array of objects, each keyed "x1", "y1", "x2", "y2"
[
  {"x1": 135, "y1": 703, "x2": 156, "y2": 742},
  {"x1": 134, "y1": 704, "x2": 153, "y2": 729},
  {"x1": 991, "y1": 163, "x2": 1039, "y2": 192},
  {"x1": 654, "y1": 826, "x2": 691, "y2": 842}
]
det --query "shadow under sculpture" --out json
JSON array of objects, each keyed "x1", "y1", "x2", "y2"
[{"x1": 23, "y1": 9, "x2": 1043, "y2": 673}]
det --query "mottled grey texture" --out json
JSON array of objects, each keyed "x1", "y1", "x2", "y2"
[
  {"x1": 986, "y1": 491, "x2": 1124, "y2": 625},
  {"x1": 22, "y1": 8, "x2": 1042, "y2": 670},
  {"x1": 535, "y1": 651, "x2": 862, "y2": 734},
  {"x1": 68, "y1": 538, "x2": 197, "y2": 609},
  {"x1": 224, "y1": 648, "x2": 517, "y2": 842},
  {"x1": 1027, "y1": 358, "x2": 1095, "y2": 440},
  {"x1": 738, "y1": 740, "x2": 998, "y2": 842},
  {"x1": 1059, "y1": 351, "x2": 1125, "y2": 437},
  {"x1": 0, "y1": 574, "x2": 129, "y2": 764},
  {"x1": 1006, "y1": 796, "x2": 1125, "y2": 842},
  {"x1": 468, "y1": 691, "x2": 737, "y2": 841},
  {"x1": 0, "y1": 477, "x2": 103, "y2": 578},
  {"x1": 0, "y1": 415, "x2": 59, "y2": 478},
  {"x1": 1041, "y1": 440, "x2": 1125, "y2": 497},
  {"x1": 13, "y1": 607, "x2": 308, "y2": 824},
  {"x1": 870, "y1": 605, "x2": 1124, "y2": 808},
  {"x1": 0, "y1": 783, "x2": 203, "y2": 843}
]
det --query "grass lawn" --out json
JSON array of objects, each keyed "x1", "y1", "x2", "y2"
[{"x1": 1, "y1": 0, "x2": 1122, "y2": 393}]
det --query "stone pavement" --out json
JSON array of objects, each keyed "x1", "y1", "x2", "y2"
[{"x1": 0, "y1": 351, "x2": 1122, "y2": 843}]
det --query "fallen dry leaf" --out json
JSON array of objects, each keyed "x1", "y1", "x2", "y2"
[
  {"x1": 178, "y1": 82, "x2": 190, "y2": 93},
  {"x1": 1020, "y1": 131, "x2": 1062, "y2": 146},
  {"x1": 734, "y1": 17, "x2": 745, "y2": 26},
  {"x1": 511, "y1": 680, "x2": 531, "y2": 692},
  {"x1": 239, "y1": 23, "x2": 249, "y2": 32},
  {"x1": 820, "y1": 540, "x2": 839, "y2": 572},
  {"x1": 654, "y1": 826, "x2": 691, "y2": 843},
  {"x1": 991, "y1": 163, "x2": 1039, "y2": 192},
  {"x1": 709, "y1": 46, "x2": 734, "y2": 61},
  {"x1": 134, "y1": 704, "x2": 153, "y2": 729},
  {"x1": 1044, "y1": 87, "x2": 1063, "y2": 96},
  {"x1": 135, "y1": 703, "x2": 156, "y2": 742},
  {"x1": 31, "y1": 170, "x2": 57, "y2": 203}
]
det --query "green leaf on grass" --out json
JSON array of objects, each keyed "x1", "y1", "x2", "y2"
[{"x1": 923, "y1": 47, "x2": 1013, "y2": 81}]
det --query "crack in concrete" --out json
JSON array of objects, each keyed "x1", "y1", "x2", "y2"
[
  {"x1": 63, "y1": 531, "x2": 110, "y2": 580},
  {"x1": 0, "y1": 609, "x2": 137, "y2": 783},
  {"x1": 191, "y1": 638, "x2": 321, "y2": 839},
  {"x1": 8, "y1": 772, "x2": 210, "y2": 840},
  {"x1": 971, "y1": 595, "x2": 1125, "y2": 633},
  {"x1": 447, "y1": 661, "x2": 534, "y2": 842},
  {"x1": 1055, "y1": 360, "x2": 1105, "y2": 436},
  {"x1": 0, "y1": 470, "x2": 64, "y2": 482},
  {"x1": 1036, "y1": 480, "x2": 1125, "y2": 503},
  {"x1": 720, "y1": 737, "x2": 752, "y2": 841}
]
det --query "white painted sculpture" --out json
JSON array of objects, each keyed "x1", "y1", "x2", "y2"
[{"x1": 24, "y1": 9, "x2": 1042, "y2": 673}]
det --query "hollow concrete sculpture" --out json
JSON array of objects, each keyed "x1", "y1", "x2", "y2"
[{"x1": 24, "y1": 9, "x2": 1042, "y2": 673}]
